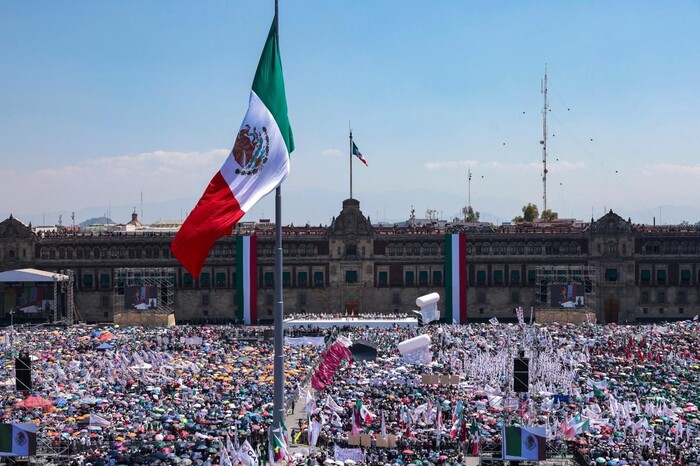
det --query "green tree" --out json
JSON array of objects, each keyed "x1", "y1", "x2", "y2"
[
  {"x1": 462, "y1": 205, "x2": 480, "y2": 222},
  {"x1": 541, "y1": 209, "x2": 559, "y2": 221},
  {"x1": 513, "y1": 203, "x2": 539, "y2": 223}
]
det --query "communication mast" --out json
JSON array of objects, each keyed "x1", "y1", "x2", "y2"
[
  {"x1": 541, "y1": 67, "x2": 549, "y2": 213},
  {"x1": 468, "y1": 167, "x2": 472, "y2": 209}
]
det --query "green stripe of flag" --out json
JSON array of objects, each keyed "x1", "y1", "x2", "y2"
[
  {"x1": 236, "y1": 237, "x2": 244, "y2": 323},
  {"x1": 444, "y1": 234, "x2": 453, "y2": 323},
  {"x1": 252, "y1": 18, "x2": 294, "y2": 154}
]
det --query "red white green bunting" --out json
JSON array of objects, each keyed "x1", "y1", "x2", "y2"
[{"x1": 445, "y1": 233, "x2": 467, "y2": 324}]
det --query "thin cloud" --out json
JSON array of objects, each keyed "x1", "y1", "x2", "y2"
[
  {"x1": 639, "y1": 163, "x2": 700, "y2": 176},
  {"x1": 423, "y1": 160, "x2": 478, "y2": 170},
  {"x1": 322, "y1": 148, "x2": 343, "y2": 158},
  {"x1": 0, "y1": 149, "x2": 228, "y2": 215}
]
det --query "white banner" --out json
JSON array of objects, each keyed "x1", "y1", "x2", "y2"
[
  {"x1": 284, "y1": 336, "x2": 325, "y2": 347},
  {"x1": 333, "y1": 446, "x2": 365, "y2": 463}
]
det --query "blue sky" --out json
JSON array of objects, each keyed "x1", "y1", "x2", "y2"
[{"x1": 2, "y1": 1, "x2": 699, "y2": 226}]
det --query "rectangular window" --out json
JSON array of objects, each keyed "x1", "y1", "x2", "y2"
[
  {"x1": 605, "y1": 268, "x2": 618, "y2": 282},
  {"x1": 313, "y1": 271, "x2": 324, "y2": 287},
  {"x1": 681, "y1": 269, "x2": 691, "y2": 285},
  {"x1": 677, "y1": 291, "x2": 687, "y2": 303},
  {"x1": 657, "y1": 269, "x2": 667, "y2": 284},
  {"x1": 345, "y1": 270, "x2": 358, "y2": 283},
  {"x1": 264, "y1": 272, "x2": 274, "y2": 288},
  {"x1": 476, "y1": 270, "x2": 487, "y2": 285},
  {"x1": 283, "y1": 271, "x2": 291, "y2": 286},
  {"x1": 99, "y1": 273, "x2": 111, "y2": 289},
  {"x1": 183, "y1": 273, "x2": 194, "y2": 288},
  {"x1": 405, "y1": 271, "x2": 415, "y2": 286},
  {"x1": 299, "y1": 293, "x2": 307, "y2": 306},
  {"x1": 418, "y1": 271, "x2": 428, "y2": 286},
  {"x1": 527, "y1": 270, "x2": 537, "y2": 284},
  {"x1": 656, "y1": 291, "x2": 666, "y2": 303},
  {"x1": 100, "y1": 295, "x2": 110, "y2": 308},
  {"x1": 510, "y1": 291, "x2": 520, "y2": 303},
  {"x1": 392, "y1": 293, "x2": 401, "y2": 305},
  {"x1": 476, "y1": 291, "x2": 486, "y2": 304},
  {"x1": 641, "y1": 291, "x2": 649, "y2": 304},
  {"x1": 82, "y1": 274, "x2": 93, "y2": 289},
  {"x1": 199, "y1": 272, "x2": 211, "y2": 288},
  {"x1": 640, "y1": 269, "x2": 651, "y2": 284},
  {"x1": 297, "y1": 271, "x2": 308, "y2": 287},
  {"x1": 493, "y1": 270, "x2": 503, "y2": 285},
  {"x1": 510, "y1": 269, "x2": 520, "y2": 285},
  {"x1": 432, "y1": 270, "x2": 442, "y2": 286},
  {"x1": 215, "y1": 272, "x2": 227, "y2": 288},
  {"x1": 202, "y1": 295, "x2": 210, "y2": 306},
  {"x1": 378, "y1": 271, "x2": 388, "y2": 286}
]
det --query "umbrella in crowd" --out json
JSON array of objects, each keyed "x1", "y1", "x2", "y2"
[{"x1": 2, "y1": 320, "x2": 700, "y2": 466}]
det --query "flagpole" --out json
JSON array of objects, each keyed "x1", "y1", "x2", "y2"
[
  {"x1": 349, "y1": 125, "x2": 353, "y2": 199},
  {"x1": 272, "y1": 0, "x2": 285, "y2": 444}
]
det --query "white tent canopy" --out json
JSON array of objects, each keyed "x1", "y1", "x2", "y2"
[{"x1": 0, "y1": 268, "x2": 69, "y2": 283}]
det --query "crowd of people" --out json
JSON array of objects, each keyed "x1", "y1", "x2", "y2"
[
  {"x1": 0, "y1": 325, "x2": 315, "y2": 466},
  {"x1": 2, "y1": 320, "x2": 700, "y2": 466},
  {"x1": 285, "y1": 312, "x2": 412, "y2": 321},
  {"x1": 302, "y1": 322, "x2": 700, "y2": 466}
]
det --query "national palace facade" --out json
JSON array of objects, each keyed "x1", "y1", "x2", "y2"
[{"x1": 2, "y1": 198, "x2": 700, "y2": 324}]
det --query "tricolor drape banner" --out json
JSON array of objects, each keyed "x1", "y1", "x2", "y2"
[
  {"x1": 236, "y1": 236, "x2": 258, "y2": 325},
  {"x1": 445, "y1": 233, "x2": 467, "y2": 324}
]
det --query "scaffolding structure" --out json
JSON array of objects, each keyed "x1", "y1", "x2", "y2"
[
  {"x1": 535, "y1": 265, "x2": 597, "y2": 323},
  {"x1": 51, "y1": 269, "x2": 75, "y2": 325},
  {"x1": 113, "y1": 268, "x2": 176, "y2": 316}
]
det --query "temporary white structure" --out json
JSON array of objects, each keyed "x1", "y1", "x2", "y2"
[
  {"x1": 0, "y1": 268, "x2": 73, "y2": 324},
  {"x1": 0, "y1": 268, "x2": 69, "y2": 283}
]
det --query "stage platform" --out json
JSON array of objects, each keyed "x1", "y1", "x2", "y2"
[
  {"x1": 283, "y1": 317, "x2": 417, "y2": 329},
  {"x1": 114, "y1": 311, "x2": 176, "y2": 327}
]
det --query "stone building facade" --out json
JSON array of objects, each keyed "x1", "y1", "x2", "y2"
[{"x1": 1, "y1": 200, "x2": 700, "y2": 324}]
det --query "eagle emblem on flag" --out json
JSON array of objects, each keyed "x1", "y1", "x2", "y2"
[
  {"x1": 15, "y1": 431, "x2": 27, "y2": 446},
  {"x1": 524, "y1": 434, "x2": 536, "y2": 451},
  {"x1": 232, "y1": 125, "x2": 270, "y2": 175}
]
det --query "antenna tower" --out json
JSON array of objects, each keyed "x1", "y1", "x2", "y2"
[
  {"x1": 541, "y1": 67, "x2": 549, "y2": 213},
  {"x1": 468, "y1": 167, "x2": 472, "y2": 208}
]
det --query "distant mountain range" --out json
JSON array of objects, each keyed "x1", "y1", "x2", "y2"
[
  {"x1": 4, "y1": 189, "x2": 700, "y2": 228},
  {"x1": 78, "y1": 217, "x2": 115, "y2": 227}
]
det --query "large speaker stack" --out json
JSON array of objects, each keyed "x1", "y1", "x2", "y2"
[
  {"x1": 513, "y1": 354, "x2": 529, "y2": 393},
  {"x1": 15, "y1": 353, "x2": 32, "y2": 392}
]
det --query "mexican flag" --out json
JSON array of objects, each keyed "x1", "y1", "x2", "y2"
[
  {"x1": 236, "y1": 236, "x2": 258, "y2": 325},
  {"x1": 171, "y1": 16, "x2": 294, "y2": 279},
  {"x1": 271, "y1": 428, "x2": 289, "y2": 462},
  {"x1": 0, "y1": 423, "x2": 37, "y2": 457},
  {"x1": 356, "y1": 399, "x2": 375, "y2": 423},
  {"x1": 501, "y1": 426, "x2": 546, "y2": 461},
  {"x1": 445, "y1": 233, "x2": 467, "y2": 324},
  {"x1": 352, "y1": 141, "x2": 368, "y2": 166}
]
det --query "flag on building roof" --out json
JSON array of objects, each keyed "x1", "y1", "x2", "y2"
[
  {"x1": 171, "y1": 15, "x2": 294, "y2": 279},
  {"x1": 352, "y1": 141, "x2": 368, "y2": 167}
]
